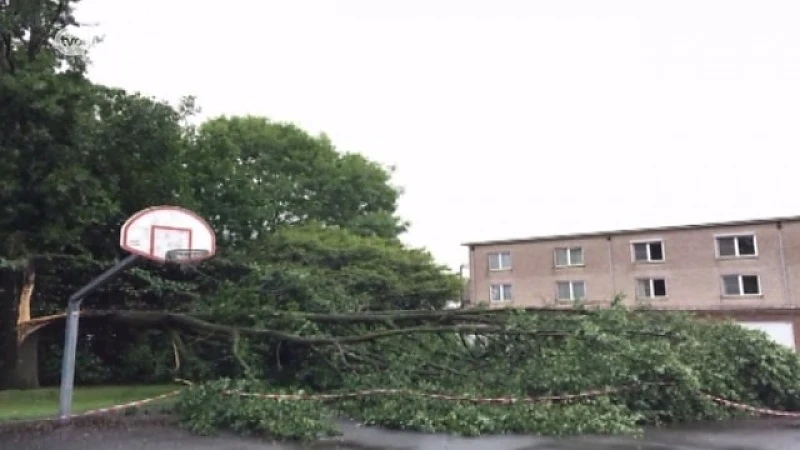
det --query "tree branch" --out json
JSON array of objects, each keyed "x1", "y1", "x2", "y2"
[
  {"x1": 17, "y1": 309, "x2": 678, "y2": 347},
  {"x1": 0, "y1": 31, "x2": 13, "y2": 74},
  {"x1": 14, "y1": 307, "x2": 524, "y2": 329}
]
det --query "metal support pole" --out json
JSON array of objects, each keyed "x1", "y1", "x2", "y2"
[
  {"x1": 58, "y1": 300, "x2": 81, "y2": 420},
  {"x1": 458, "y1": 264, "x2": 467, "y2": 306},
  {"x1": 58, "y1": 254, "x2": 139, "y2": 420}
]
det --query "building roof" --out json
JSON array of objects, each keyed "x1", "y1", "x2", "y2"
[{"x1": 462, "y1": 214, "x2": 800, "y2": 247}]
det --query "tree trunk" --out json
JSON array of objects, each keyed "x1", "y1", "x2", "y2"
[
  {"x1": 13, "y1": 266, "x2": 39, "y2": 389},
  {"x1": 0, "y1": 267, "x2": 21, "y2": 389},
  {"x1": 12, "y1": 333, "x2": 39, "y2": 389},
  {"x1": 0, "y1": 263, "x2": 39, "y2": 390}
]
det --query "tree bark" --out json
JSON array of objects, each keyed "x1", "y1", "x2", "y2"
[
  {"x1": 0, "y1": 263, "x2": 39, "y2": 390},
  {"x1": 0, "y1": 268, "x2": 21, "y2": 390},
  {"x1": 12, "y1": 266, "x2": 39, "y2": 389},
  {"x1": 12, "y1": 333, "x2": 39, "y2": 389}
]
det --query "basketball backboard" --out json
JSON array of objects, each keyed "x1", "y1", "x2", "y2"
[{"x1": 120, "y1": 206, "x2": 216, "y2": 263}]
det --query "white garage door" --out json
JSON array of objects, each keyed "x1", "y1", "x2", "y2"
[{"x1": 738, "y1": 322, "x2": 796, "y2": 350}]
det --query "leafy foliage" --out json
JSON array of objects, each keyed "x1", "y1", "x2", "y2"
[
  {"x1": 338, "y1": 396, "x2": 640, "y2": 436},
  {"x1": 185, "y1": 116, "x2": 406, "y2": 248},
  {"x1": 0, "y1": 69, "x2": 99, "y2": 256},
  {"x1": 173, "y1": 379, "x2": 339, "y2": 441},
  {"x1": 0, "y1": 0, "x2": 82, "y2": 75},
  {"x1": 204, "y1": 223, "x2": 460, "y2": 313}
]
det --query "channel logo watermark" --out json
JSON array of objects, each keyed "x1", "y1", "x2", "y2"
[{"x1": 53, "y1": 26, "x2": 100, "y2": 57}]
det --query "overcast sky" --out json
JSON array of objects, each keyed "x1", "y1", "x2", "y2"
[{"x1": 75, "y1": 0, "x2": 800, "y2": 271}]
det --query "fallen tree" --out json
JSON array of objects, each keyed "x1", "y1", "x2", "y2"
[
  {"x1": 161, "y1": 303, "x2": 800, "y2": 439},
  {"x1": 8, "y1": 251, "x2": 800, "y2": 440},
  {"x1": 19, "y1": 301, "x2": 800, "y2": 439}
]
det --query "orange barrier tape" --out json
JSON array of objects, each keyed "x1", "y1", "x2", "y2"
[
  {"x1": 701, "y1": 393, "x2": 800, "y2": 418},
  {"x1": 60, "y1": 378, "x2": 195, "y2": 419},
  {"x1": 224, "y1": 384, "x2": 643, "y2": 404},
  {"x1": 224, "y1": 384, "x2": 800, "y2": 418},
  {"x1": 10, "y1": 390, "x2": 182, "y2": 424},
  {"x1": 12, "y1": 379, "x2": 800, "y2": 425},
  {"x1": 65, "y1": 391, "x2": 181, "y2": 418},
  {"x1": 18, "y1": 379, "x2": 192, "y2": 423}
]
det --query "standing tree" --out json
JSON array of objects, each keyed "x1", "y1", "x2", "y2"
[
  {"x1": 0, "y1": 83, "x2": 193, "y2": 388},
  {"x1": 1, "y1": 0, "x2": 91, "y2": 388},
  {"x1": 184, "y1": 116, "x2": 407, "y2": 250},
  {"x1": 0, "y1": 0, "x2": 195, "y2": 387}
]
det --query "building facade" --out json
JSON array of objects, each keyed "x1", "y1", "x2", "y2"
[{"x1": 464, "y1": 216, "x2": 800, "y2": 349}]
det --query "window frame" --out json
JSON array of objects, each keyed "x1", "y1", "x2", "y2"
[
  {"x1": 635, "y1": 277, "x2": 668, "y2": 299},
  {"x1": 554, "y1": 247, "x2": 585, "y2": 268},
  {"x1": 715, "y1": 233, "x2": 758, "y2": 259},
  {"x1": 630, "y1": 239, "x2": 666, "y2": 263},
  {"x1": 487, "y1": 251, "x2": 512, "y2": 271},
  {"x1": 489, "y1": 283, "x2": 513, "y2": 302},
  {"x1": 555, "y1": 280, "x2": 586, "y2": 302},
  {"x1": 721, "y1": 274, "x2": 762, "y2": 297}
]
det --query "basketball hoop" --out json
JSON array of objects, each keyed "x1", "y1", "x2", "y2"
[
  {"x1": 165, "y1": 249, "x2": 210, "y2": 269},
  {"x1": 63, "y1": 205, "x2": 216, "y2": 420},
  {"x1": 120, "y1": 205, "x2": 216, "y2": 264}
]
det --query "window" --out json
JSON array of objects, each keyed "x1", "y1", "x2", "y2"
[
  {"x1": 632, "y1": 241, "x2": 664, "y2": 262},
  {"x1": 490, "y1": 284, "x2": 513, "y2": 302},
  {"x1": 636, "y1": 278, "x2": 667, "y2": 299},
  {"x1": 488, "y1": 251, "x2": 512, "y2": 271},
  {"x1": 555, "y1": 247, "x2": 584, "y2": 267},
  {"x1": 716, "y1": 235, "x2": 757, "y2": 258},
  {"x1": 722, "y1": 275, "x2": 761, "y2": 296},
  {"x1": 556, "y1": 281, "x2": 586, "y2": 301}
]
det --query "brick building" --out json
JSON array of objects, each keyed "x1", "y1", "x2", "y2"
[{"x1": 464, "y1": 215, "x2": 800, "y2": 350}]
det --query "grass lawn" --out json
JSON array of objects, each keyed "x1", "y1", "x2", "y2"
[{"x1": 0, "y1": 384, "x2": 178, "y2": 421}]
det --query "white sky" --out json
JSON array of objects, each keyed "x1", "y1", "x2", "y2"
[{"x1": 75, "y1": 0, "x2": 800, "y2": 271}]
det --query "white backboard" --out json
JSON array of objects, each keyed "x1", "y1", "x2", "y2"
[{"x1": 120, "y1": 206, "x2": 216, "y2": 262}]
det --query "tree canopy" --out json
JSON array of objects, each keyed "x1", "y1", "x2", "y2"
[{"x1": 186, "y1": 116, "x2": 407, "y2": 247}]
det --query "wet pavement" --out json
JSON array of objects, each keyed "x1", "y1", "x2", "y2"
[{"x1": 1, "y1": 418, "x2": 799, "y2": 449}]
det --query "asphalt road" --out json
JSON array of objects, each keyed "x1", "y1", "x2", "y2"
[{"x1": 2, "y1": 418, "x2": 799, "y2": 450}]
